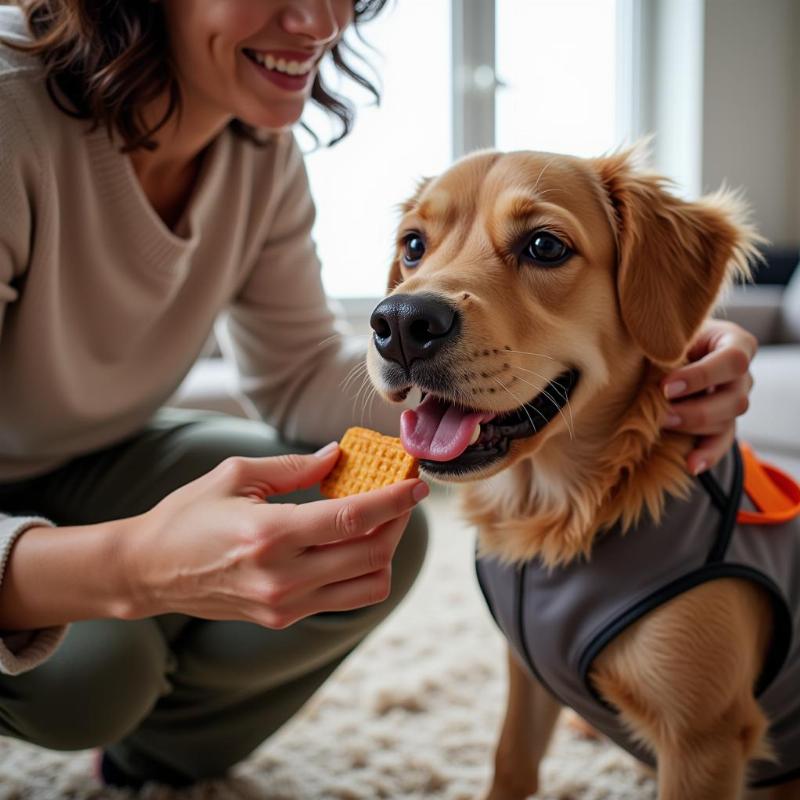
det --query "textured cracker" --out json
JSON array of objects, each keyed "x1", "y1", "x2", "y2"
[{"x1": 320, "y1": 427, "x2": 418, "y2": 499}]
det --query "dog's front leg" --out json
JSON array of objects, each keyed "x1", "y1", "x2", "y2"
[
  {"x1": 591, "y1": 578, "x2": 773, "y2": 800},
  {"x1": 485, "y1": 645, "x2": 561, "y2": 800}
]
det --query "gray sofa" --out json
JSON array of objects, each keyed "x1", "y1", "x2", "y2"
[
  {"x1": 171, "y1": 272, "x2": 800, "y2": 478},
  {"x1": 723, "y1": 271, "x2": 800, "y2": 477}
]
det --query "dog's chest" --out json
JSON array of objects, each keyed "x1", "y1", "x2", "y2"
[{"x1": 475, "y1": 445, "x2": 800, "y2": 786}]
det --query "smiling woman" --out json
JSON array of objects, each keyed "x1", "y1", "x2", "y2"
[
  {"x1": 0, "y1": 0, "x2": 430, "y2": 792},
  {"x1": 10, "y1": 0, "x2": 387, "y2": 149}
]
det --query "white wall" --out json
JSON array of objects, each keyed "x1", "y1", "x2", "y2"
[
  {"x1": 701, "y1": 0, "x2": 799, "y2": 248},
  {"x1": 640, "y1": 0, "x2": 705, "y2": 198}
]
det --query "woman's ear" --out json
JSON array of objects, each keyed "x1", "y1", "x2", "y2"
[{"x1": 590, "y1": 150, "x2": 761, "y2": 364}]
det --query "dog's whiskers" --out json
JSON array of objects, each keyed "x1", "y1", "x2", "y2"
[
  {"x1": 352, "y1": 371, "x2": 374, "y2": 423},
  {"x1": 510, "y1": 362, "x2": 576, "y2": 436},
  {"x1": 492, "y1": 376, "x2": 540, "y2": 433},
  {"x1": 344, "y1": 365, "x2": 371, "y2": 418},
  {"x1": 359, "y1": 384, "x2": 379, "y2": 427},
  {"x1": 503, "y1": 350, "x2": 555, "y2": 360},
  {"x1": 341, "y1": 361, "x2": 368, "y2": 393},
  {"x1": 511, "y1": 365, "x2": 570, "y2": 402},
  {"x1": 551, "y1": 378, "x2": 576, "y2": 435},
  {"x1": 317, "y1": 332, "x2": 369, "y2": 349},
  {"x1": 509, "y1": 370, "x2": 575, "y2": 440}
]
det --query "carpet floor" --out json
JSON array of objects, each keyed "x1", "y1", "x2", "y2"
[{"x1": 0, "y1": 490, "x2": 655, "y2": 799}]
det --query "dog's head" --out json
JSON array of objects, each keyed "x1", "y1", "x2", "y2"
[{"x1": 367, "y1": 148, "x2": 758, "y2": 483}]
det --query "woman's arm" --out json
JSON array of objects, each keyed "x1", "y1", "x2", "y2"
[
  {"x1": 0, "y1": 448, "x2": 427, "y2": 633},
  {"x1": 0, "y1": 518, "x2": 135, "y2": 630},
  {"x1": 222, "y1": 134, "x2": 402, "y2": 444}
]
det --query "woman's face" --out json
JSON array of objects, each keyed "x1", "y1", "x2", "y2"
[{"x1": 162, "y1": 0, "x2": 354, "y2": 131}]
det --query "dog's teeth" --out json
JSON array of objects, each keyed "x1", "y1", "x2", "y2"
[{"x1": 469, "y1": 425, "x2": 481, "y2": 445}]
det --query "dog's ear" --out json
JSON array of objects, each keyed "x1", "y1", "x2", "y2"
[
  {"x1": 590, "y1": 150, "x2": 760, "y2": 364},
  {"x1": 388, "y1": 176, "x2": 433, "y2": 290}
]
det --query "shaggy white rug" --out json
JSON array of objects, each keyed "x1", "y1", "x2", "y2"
[{"x1": 0, "y1": 490, "x2": 656, "y2": 800}]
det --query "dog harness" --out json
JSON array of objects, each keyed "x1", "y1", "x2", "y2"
[{"x1": 476, "y1": 443, "x2": 800, "y2": 787}]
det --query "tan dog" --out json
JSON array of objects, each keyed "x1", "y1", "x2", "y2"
[{"x1": 366, "y1": 148, "x2": 800, "y2": 799}]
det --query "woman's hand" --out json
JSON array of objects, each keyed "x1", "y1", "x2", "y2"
[
  {"x1": 661, "y1": 319, "x2": 758, "y2": 474},
  {"x1": 120, "y1": 444, "x2": 428, "y2": 629}
]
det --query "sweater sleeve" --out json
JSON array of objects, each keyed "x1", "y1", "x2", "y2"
[
  {"x1": 0, "y1": 80, "x2": 69, "y2": 674},
  {"x1": 223, "y1": 134, "x2": 403, "y2": 445},
  {"x1": 0, "y1": 517, "x2": 68, "y2": 675}
]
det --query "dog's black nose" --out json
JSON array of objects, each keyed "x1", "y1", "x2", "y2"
[{"x1": 370, "y1": 293, "x2": 459, "y2": 369}]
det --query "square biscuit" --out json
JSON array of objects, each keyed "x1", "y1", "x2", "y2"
[{"x1": 320, "y1": 427, "x2": 418, "y2": 499}]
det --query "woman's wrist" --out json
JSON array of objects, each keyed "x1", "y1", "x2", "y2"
[{"x1": 0, "y1": 517, "x2": 146, "y2": 630}]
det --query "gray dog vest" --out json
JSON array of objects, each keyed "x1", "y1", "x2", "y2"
[{"x1": 476, "y1": 444, "x2": 800, "y2": 787}]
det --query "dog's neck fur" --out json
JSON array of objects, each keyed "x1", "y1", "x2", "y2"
[{"x1": 463, "y1": 363, "x2": 694, "y2": 568}]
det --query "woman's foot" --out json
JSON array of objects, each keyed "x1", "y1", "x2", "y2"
[{"x1": 93, "y1": 748, "x2": 196, "y2": 790}]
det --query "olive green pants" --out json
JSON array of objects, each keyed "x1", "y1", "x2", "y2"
[{"x1": 0, "y1": 409, "x2": 428, "y2": 785}]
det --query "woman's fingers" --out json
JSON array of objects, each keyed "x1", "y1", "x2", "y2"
[
  {"x1": 684, "y1": 428, "x2": 736, "y2": 476},
  {"x1": 662, "y1": 376, "x2": 751, "y2": 434},
  {"x1": 254, "y1": 511, "x2": 412, "y2": 609},
  {"x1": 663, "y1": 318, "x2": 756, "y2": 401},
  {"x1": 301, "y1": 567, "x2": 395, "y2": 617},
  {"x1": 662, "y1": 346, "x2": 752, "y2": 401},
  {"x1": 213, "y1": 443, "x2": 341, "y2": 499},
  {"x1": 266, "y1": 478, "x2": 428, "y2": 550},
  {"x1": 302, "y1": 510, "x2": 411, "y2": 587},
  {"x1": 682, "y1": 318, "x2": 758, "y2": 366},
  {"x1": 660, "y1": 320, "x2": 757, "y2": 472}
]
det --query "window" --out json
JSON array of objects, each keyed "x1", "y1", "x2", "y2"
[
  {"x1": 495, "y1": 0, "x2": 620, "y2": 157},
  {"x1": 304, "y1": 0, "x2": 626, "y2": 302},
  {"x1": 303, "y1": 1, "x2": 452, "y2": 300}
]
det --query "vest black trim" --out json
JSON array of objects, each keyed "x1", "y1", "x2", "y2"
[
  {"x1": 704, "y1": 442, "x2": 743, "y2": 564},
  {"x1": 577, "y1": 442, "x2": 742, "y2": 703},
  {"x1": 752, "y1": 764, "x2": 800, "y2": 789},
  {"x1": 698, "y1": 465, "x2": 728, "y2": 514},
  {"x1": 577, "y1": 563, "x2": 793, "y2": 704},
  {"x1": 475, "y1": 555, "x2": 580, "y2": 708}
]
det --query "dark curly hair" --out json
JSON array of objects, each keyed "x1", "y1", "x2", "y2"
[{"x1": 6, "y1": 0, "x2": 390, "y2": 151}]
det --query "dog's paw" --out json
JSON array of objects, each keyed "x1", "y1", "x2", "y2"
[
  {"x1": 563, "y1": 708, "x2": 604, "y2": 740},
  {"x1": 482, "y1": 775, "x2": 539, "y2": 800}
]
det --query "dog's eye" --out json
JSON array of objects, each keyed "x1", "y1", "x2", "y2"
[
  {"x1": 401, "y1": 233, "x2": 426, "y2": 267},
  {"x1": 523, "y1": 231, "x2": 571, "y2": 266}
]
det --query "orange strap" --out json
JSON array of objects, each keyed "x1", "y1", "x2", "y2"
[{"x1": 737, "y1": 442, "x2": 800, "y2": 525}]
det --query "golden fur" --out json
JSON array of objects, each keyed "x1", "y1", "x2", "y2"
[{"x1": 367, "y1": 147, "x2": 799, "y2": 798}]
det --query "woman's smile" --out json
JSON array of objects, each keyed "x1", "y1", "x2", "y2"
[
  {"x1": 162, "y1": 0, "x2": 353, "y2": 132},
  {"x1": 242, "y1": 47, "x2": 318, "y2": 93}
]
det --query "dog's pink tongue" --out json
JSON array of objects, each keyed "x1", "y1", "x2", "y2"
[{"x1": 401, "y1": 395, "x2": 494, "y2": 461}]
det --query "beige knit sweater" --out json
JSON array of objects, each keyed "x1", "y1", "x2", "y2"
[{"x1": 0, "y1": 7, "x2": 398, "y2": 674}]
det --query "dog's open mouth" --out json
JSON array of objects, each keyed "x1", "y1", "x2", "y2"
[{"x1": 400, "y1": 369, "x2": 580, "y2": 476}]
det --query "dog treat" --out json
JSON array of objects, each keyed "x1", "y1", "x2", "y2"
[{"x1": 320, "y1": 427, "x2": 418, "y2": 498}]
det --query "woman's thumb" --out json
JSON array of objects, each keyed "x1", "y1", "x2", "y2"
[{"x1": 238, "y1": 442, "x2": 340, "y2": 498}]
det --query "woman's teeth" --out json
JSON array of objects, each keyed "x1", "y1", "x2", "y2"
[{"x1": 247, "y1": 50, "x2": 314, "y2": 76}]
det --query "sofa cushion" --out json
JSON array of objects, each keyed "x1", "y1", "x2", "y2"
[
  {"x1": 169, "y1": 357, "x2": 253, "y2": 419},
  {"x1": 779, "y1": 266, "x2": 800, "y2": 343},
  {"x1": 737, "y1": 345, "x2": 800, "y2": 477}
]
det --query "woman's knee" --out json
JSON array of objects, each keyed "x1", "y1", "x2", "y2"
[{"x1": 0, "y1": 618, "x2": 171, "y2": 750}]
